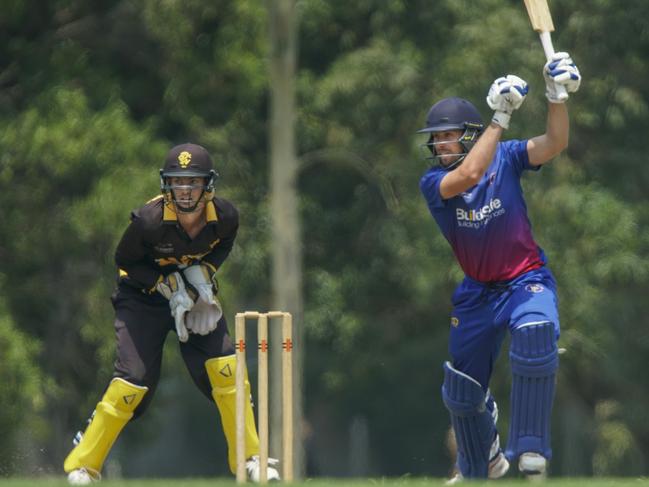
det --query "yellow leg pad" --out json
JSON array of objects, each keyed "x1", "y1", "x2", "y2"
[
  {"x1": 64, "y1": 378, "x2": 148, "y2": 474},
  {"x1": 206, "y1": 355, "x2": 260, "y2": 474}
]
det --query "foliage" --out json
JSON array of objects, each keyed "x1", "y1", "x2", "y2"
[{"x1": 0, "y1": 294, "x2": 44, "y2": 473}]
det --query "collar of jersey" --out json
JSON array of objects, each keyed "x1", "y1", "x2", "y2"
[{"x1": 163, "y1": 200, "x2": 219, "y2": 223}]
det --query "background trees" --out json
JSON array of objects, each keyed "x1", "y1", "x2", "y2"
[{"x1": 1, "y1": 0, "x2": 648, "y2": 478}]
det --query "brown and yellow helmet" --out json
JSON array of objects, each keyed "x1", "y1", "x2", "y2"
[{"x1": 159, "y1": 143, "x2": 219, "y2": 212}]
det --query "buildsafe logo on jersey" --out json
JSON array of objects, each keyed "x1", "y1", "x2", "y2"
[{"x1": 456, "y1": 198, "x2": 506, "y2": 227}]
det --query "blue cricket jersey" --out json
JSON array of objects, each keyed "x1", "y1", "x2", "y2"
[{"x1": 420, "y1": 139, "x2": 545, "y2": 283}]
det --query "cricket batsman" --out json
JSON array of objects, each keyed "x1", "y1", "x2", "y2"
[
  {"x1": 418, "y1": 53, "x2": 581, "y2": 482},
  {"x1": 64, "y1": 143, "x2": 279, "y2": 484}
]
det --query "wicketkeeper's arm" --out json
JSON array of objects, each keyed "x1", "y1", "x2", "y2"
[
  {"x1": 200, "y1": 232, "x2": 236, "y2": 272},
  {"x1": 114, "y1": 215, "x2": 161, "y2": 291},
  {"x1": 199, "y1": 209, "x2": 239, "y2": 272}
]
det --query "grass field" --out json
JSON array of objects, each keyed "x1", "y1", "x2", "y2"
[{"x1": 2, "y1": 479, "x2": 649, "y2": 487}]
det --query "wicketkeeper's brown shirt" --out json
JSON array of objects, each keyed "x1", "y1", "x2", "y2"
[{"x1": 115, "y1": 195, "x2": 238, "y2": 292}]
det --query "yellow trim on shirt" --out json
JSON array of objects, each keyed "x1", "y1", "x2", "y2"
[
  {"x1": 205, "y1": 200, "x2": 218, "y2": 222},
  {"x1": 146, "y1": 194, "x2": 164, "y2": 205},
  {"x1": 163, "y1": 201, "x2": 178, "y2": 222}
]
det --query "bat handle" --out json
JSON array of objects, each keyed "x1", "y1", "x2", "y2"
[{"x1": 539, "y1": 31, "x2": 568, "y2": 101}]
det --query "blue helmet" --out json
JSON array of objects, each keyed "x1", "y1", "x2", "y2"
[{"x1": 418, "y1": 97, "x2": 484, "y2": 170}]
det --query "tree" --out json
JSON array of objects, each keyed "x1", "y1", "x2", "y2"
[{"x1": 268, "y1": 0, "x2": 304, "y2": 479}]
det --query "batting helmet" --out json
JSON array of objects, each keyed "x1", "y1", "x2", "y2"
[{"x1": 418, "y1": 97, "x2": 484, "y2": 170}]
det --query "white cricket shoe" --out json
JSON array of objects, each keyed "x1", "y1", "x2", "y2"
[
  {"x1": 67, "y1": 467, "x2": 101, "y2": 485},
  {"x1": 445, "y1": 472, "x2": 463, "y2": 485},
  {"x1": 489, "y1": 451, "x2": 510, "y2": 479},
  {"x1": 519, "y1": 452, "x2": 547, "y2": 481},
  {"x1": 246, "y1": 455, "x2": 280, "y2": 483},
  {"x1": 444, "y1": 451, "x2": 509, "y2": 484}
]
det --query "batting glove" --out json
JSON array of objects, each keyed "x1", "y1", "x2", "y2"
[
  {"x1": 544, "y1": 52, "x2": 581, "y2": 103},
  {"x1": 486, "y1": 75, "x2": 529, "y2": 129},
  {"x1": 156, "y1": 272, "x2": 194, "y2": 342}
]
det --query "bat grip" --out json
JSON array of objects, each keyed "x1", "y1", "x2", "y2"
[{"x1": 539, "y1": 31, "x2": 568, "y2": 101}]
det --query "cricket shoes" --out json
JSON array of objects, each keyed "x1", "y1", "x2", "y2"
[
  {"x1": 444, "y1": 472, "x2": 463, "y2": 486},
  {"x1": 489, "y1": 451, "x2": 510, "y2": 478},
  {"x1": 246, "y1": 455, "x2": 281, "y2": 483},
  {"x1": 519, "y1": 452, "x2": 547, "y2": 481},
  {"x1": 445, "y1": 451, "x2": 510, "y2": 484},
  {"x1": 67, "y1": 467, "x2": 101, "y2": 485}
]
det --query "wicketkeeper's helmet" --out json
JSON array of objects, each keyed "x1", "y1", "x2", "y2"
[
  {"x1": 417, "y1": 97, "x2": 485, "y2": 170},
  {"x1": 160, "y1": 143, "x2": 219, "y2": 212}
]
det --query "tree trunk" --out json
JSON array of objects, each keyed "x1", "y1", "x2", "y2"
[{"x1": 268, "y1": 0, "x2": 304, "y2": 480}]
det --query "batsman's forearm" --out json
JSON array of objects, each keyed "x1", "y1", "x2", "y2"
[
  {"x1": 527, "y1": 103, "x2": 569, "y2": 165},
  {"x1": 545, "y1": 102, "x2": 569, "y2": 151},
  {"x1": 457, "y1": 124, "x2": 503, "y2": 182}
]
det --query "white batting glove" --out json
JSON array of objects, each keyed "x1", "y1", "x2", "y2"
[
  {"x1": 156, "y1": 272, "x2": 193, "y2": 342},
  {"x1": 544, "y1": 52, "x2": 581, "y2": 103},
  {"x1": 486, "y1": 75, "x2": 529, "y2": 129}
]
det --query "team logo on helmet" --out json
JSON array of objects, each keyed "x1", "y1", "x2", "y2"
[
  {"x1": 525, "y1": 284, "x2": 545, "y2": 293},
  {"x1": 178, "y1": 151, "x2": 192, "y2": 168}
]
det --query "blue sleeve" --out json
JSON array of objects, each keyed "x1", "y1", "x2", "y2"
[
  {"x1": 419, "y1": 167, "x2": 447, "y2": 209},
  {"x1": 500, "y1": 139, "x2": 540, "y2": 177}
]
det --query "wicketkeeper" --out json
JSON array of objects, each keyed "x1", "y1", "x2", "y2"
[
  {"x1": 64, "y1": 143, "x2": 278, "y2": 484},
  {"x1": 418, "y1": 54, "x2": 581, "y2": 482}
]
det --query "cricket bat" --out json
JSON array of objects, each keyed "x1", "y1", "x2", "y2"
[{"x1": 523, "y1": 0, "x2": 568, "y2": 101}]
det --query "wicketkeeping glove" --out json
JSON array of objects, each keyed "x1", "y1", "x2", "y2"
[
  {"x1": 486, "y1": 75, "x2": 529, "y2": 129},
  {"x1": 156, "y1": 272, "x2": 194, "y2": 342},
  {"x1": 185, "y1": 298, "x2": 223, "y2": 336},
  {"x1": 183, "y1": 264, "x2": 218, "y2": 304},
  {"x1": 544, "y1": 52, "x2": 581, "y2": 103},
  {"x1": 182, "y1": 264, "x2": 222, "y2": 336}
]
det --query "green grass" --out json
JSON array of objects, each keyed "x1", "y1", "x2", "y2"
[{"x1": 2, "y1": 478, "x2": 649, "y2": 487}]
